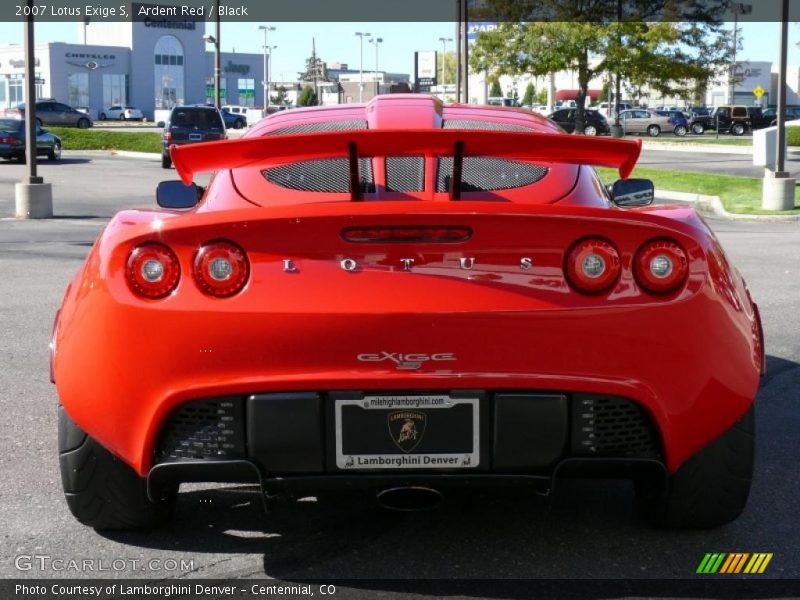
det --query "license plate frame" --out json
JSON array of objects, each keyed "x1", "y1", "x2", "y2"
[{"x1": 334, "y1": 394, "x2": 480, "y2": 471}]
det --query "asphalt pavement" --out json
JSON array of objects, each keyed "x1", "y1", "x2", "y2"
[{"x1": 0, "y1": 154, "x2": 798, "y2": 594}]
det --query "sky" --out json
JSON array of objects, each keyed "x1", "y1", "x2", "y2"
[{"x1": 0, "y1": 21, "x2": 798, "y2": 82}]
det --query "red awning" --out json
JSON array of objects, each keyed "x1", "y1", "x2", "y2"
[{"x1": 555, "y1": 89, "x2": 604, "y2": 101}]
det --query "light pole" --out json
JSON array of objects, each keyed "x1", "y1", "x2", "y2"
[
  {"x1": 355, "y1": 31, "x2": 371, "y2": 102},
  {"x1": 369, "y1": 37, "x2": 383, "y2": 94},
  {"x1": 729, "y1": 3, "x2": 752, "y2": 104},
  {"x1": 266, "y1": 45, "x2": 277, "y2": 108},
  {"x1": 258, "y1": 25, "x2": 275, "y2": 110},
  {"x1": 439, "y1": 37, "x2": 453, "y2": 95}
]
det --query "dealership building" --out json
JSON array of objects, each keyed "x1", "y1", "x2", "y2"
[{"x1": 0, "y1": 9, "x2": 264, "y2": 120}]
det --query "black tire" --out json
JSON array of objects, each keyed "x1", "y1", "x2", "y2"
[
  {"x1": 691, "y1": 123, "x2": 705, "y2": 135},
  {"x1": 58, "y1": 406, "x2": 175, "y2": 530},
  {"x1": 637, "y1": 404, "x2": 754, "y2": 529},
  {"x1": 731, "y1": 122, "x2": 746, "y2": 136},
  {"x1": 48, "y1": 141, "x2": 61, "y2": 161},
  {"x1": 234, "y1": 119, "x2": 245, "y2": 130},
  {"x1": 77, "y1": 118, "x2": 90, "y2": 129},
  {"x1": 583, "y1": 124, "x2": 598, "y2": 136},
  {"x1": 99, "y1": 113, "x2": 106, "y2": 120},
  {"x1": 162, "y1": 152, "x2": 172, "y2": 169},
  {"x1": 647, "y1": 125, "x2": 661, "y2": 137}
]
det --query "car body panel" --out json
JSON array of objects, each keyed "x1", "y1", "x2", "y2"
[{"x1": 52, "y1": 95, "x2": 761, "y2": 488}]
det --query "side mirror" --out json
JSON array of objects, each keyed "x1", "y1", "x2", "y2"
[
  {"x1": 156, "y1": 121, "x2": 165, "y2": 128},
  {"x1": 156, "y1": 181, "x2": 202, "y2": 209},
  {"x1": 610, "y1": 178, "x2": 654, "y2": 207}
]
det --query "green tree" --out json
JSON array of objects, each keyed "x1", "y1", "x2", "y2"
[
  {"x1": 535, "y1": 88, "x2": 548, "y2": 105},
  {"x1": 471, "y1": 3, "x2": 733, "y2": 134},
  {"x1": 297, "y1": 86, "x2": 317, "y2": 107},
  {"x1": 489, "y1": 79, "x2": 502, "y2": 98},
  {"x1": 522, "y1": 82, "x2": 535, "y2": 106},
  {"x1": 270, "y1": 85, "x2": 291, "y2": 107}
]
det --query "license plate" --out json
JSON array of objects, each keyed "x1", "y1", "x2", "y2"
[
  {"x1": 189, "y1": 133, "x2": 202, "y2": 141},
  {"x1": 334, "y1": 394, "x2": 479, "y2": 470}
]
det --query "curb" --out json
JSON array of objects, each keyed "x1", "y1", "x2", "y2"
[
  {"x1": 657, "y1": 189, "x2": 800, "y2": 222},
  {"x1": 643, "y1": 141, "x2": 753, "y2": 155},
  {"x1": 63, "y1": 149, "x2": 158, "y2": 161}
]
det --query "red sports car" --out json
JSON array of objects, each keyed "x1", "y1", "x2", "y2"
[{"x1": 53, "y1": 95, "x2": 762, "y2": 529}]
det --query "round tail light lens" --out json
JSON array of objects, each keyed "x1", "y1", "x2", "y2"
[
  {"x1": 193, "y1": 241, "x2": 249, "y2": 297},
  {"x1": 126, "y1": 243, "x2": 180, "y2": 299},
  {"x1": 635, "y1": 239, "x2": 688, "y2": 293},
  {"x1": 566, "y1": 238, "x2": 621, "y2": 293}
]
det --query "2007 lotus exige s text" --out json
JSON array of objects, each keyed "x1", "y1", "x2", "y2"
[{"x1": 52, "y1": 95, "x2": 763, "y2": 530}]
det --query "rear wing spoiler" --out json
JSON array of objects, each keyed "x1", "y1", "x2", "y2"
[{"x1": 170, "y1": 129, "x2": 642, "y2": 195}]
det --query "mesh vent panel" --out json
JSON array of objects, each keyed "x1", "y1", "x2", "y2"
[
  {"x1": 385, "y1": 156, "x2": 425, "y2": 192},
  {"x1": 436, "y1": 157, "x2": 549, "y2": 192},
  {"x1": 443, "y1": 119, "x2": 533, "y2": 132},
  {"x1": 155, "y1": 398, "x2": 245, "y2": 462},
  {"x1": 264, "y1": 158, "x2": 375, "y2": 193},
  {"x1": 571, "y1": 395, "x2": 660, "y2": 458},
  {"x1": 266, "y1": 119, "x2": 368, "y2": 136}
]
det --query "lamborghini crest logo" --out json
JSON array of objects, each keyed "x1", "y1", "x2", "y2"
[{"x1": 388, "y1": 411, "x2": 426, "y2": 453}]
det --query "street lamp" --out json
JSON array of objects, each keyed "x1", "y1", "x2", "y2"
[
  {"x1": 258, "y1": 25, "x2": 275, "y2": 110},
  {"x1": 438, "y1": 37, "x2": 452, "y2": 91},
  {"x1": 203, "y1": 31, "x2": 221, "y2": 109},
  {"x1": 729, "y1": 3, "x2": 752, "y2": 104},
  {"x1": 369, "y1": 37, "x2": 383, "y2": 94},
  {"x1": 266, "y1": 45, "x2": 277, "y2": 108},
  {"x1": 355, "y1": 31, "x2": 371, "y2": 102}
]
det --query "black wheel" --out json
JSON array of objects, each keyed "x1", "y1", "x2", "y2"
[
  {"x1": 120, "y1": 114, "x2": 126, "y2": 121},
  {"x1": 583, "y1": 124, "x2": 598, "y2": 136},
  {"x1": 234, "y1": 119, "x2": 245, "y2": 130},
  {"x1": 48, "y1": 141, "x2": 61, "y2": 161},
  {"x1": 77, "y1": 118, "x2": 90, "y2": 129},
  {"x1": 731, "y1": 123, "x2": 746, "y2": 136},
  {"x1": 59, "y1": 406, "x2": 175, "y2": 530},
  {"x1": 161, "y1": 152, "x2": 172, "y2": 169},
  {"x1": 647, "y1": 125, "x2": 661, "y2": 137},
  {"x1": 637, "y1": 405, "x2": 754, "y2": 529},
  {"x1": 674, "y1": 125, "x2": 688, "y2": 137},
  {"x1": 99, "y1": 113, "x2": 106, "y2": 120},
  {"x1": 691, "y1": 123, "x2": 705, "y2": 135}
]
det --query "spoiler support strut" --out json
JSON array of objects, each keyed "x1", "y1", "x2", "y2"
[
  {"x1": 348, "y1": 142, "x2": 361, "y2": 201},
  {"x1": 450, "y1": 140, "x2": 464, "y2": 201}
]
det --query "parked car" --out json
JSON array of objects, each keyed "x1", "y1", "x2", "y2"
[
  {"x1": 595, "y1": 102, "x2": 632, "y2": 118},
  {"x1": 620, "y1": 109, "x2": 686, "y2": 137},
  {"x1": 488, "y1": 97, "x2": 520, "y2": 107},
  {"x1": 749, "y1": 107, "x2": 800, "y2": 129},
  {"x1": 6, "y1": 101, "x2": 92, "y2": 129},
  {"x1": 547, "y1": 108, "x2": 610, "y2": 135},
  {"x1": 0, "y1": 117, "x2": 61, "y2": 161},
  {"x1": 52, "y1": 97, "x2": 762, "y2": 530},
  {"x1": 707, "y1": 105, "x2": 750, "y2": 136},
  {"x1": 100, "y1": 106, "x2": 144, "y2": 121},
  {"x1": 159, "y1": 105, "x2": 226, "y2": 169},
  {"x1": 653, "y1": 110, "x2": 690, "y2": 136},
  {"x1": 220, "y1": 106, "x2": 248, "y2": 129}
]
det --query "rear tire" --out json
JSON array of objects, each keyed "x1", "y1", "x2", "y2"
[
  {"x1": 637, "y1": 405, "x2": 754, "y2": 529},
  {"x1": 647, "y1": 125, "x2": 661, "y2": 137},
  {"x1": 731, "y1": 123, "x2": 746, "y2": 136},
  {"x1": 99, "y1": 113, "x2": 106, "y2": 121},
  {"x1": 59, "y1": 406, "x2": 175, "y2": 530},
  {"x1": 161, "y1": 152, "x2": 172, "y2": 169},
  {"x1": 77, "y1": 118, "x2": 90, "y2": 129},
  {"x1": 691, "y1": 123, "x2": 705, "y2": 135}
]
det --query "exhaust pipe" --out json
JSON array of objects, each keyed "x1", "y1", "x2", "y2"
[{"x1": 376, "y1": 486, "x2": 444, "y2": 511}]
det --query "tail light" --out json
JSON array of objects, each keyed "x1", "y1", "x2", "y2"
[
  {"x1": 193, "y1": 240, "x2": 249, "y2": 297},
  {"x1": 163, "y1": 131, "x2": 172, "y2": 141},
  {"x1": 0, "y1": 136, "x2": 17, "y2": 144},
  {"x1": 566, "y1": 238, "x2": 621, "y2": 293},
  {"x1": 634, "y1": 239, "x2": 688, "y2": 293},
  {"x1": 126, "y1": 243, "x2": 181, "y2": 299}
]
